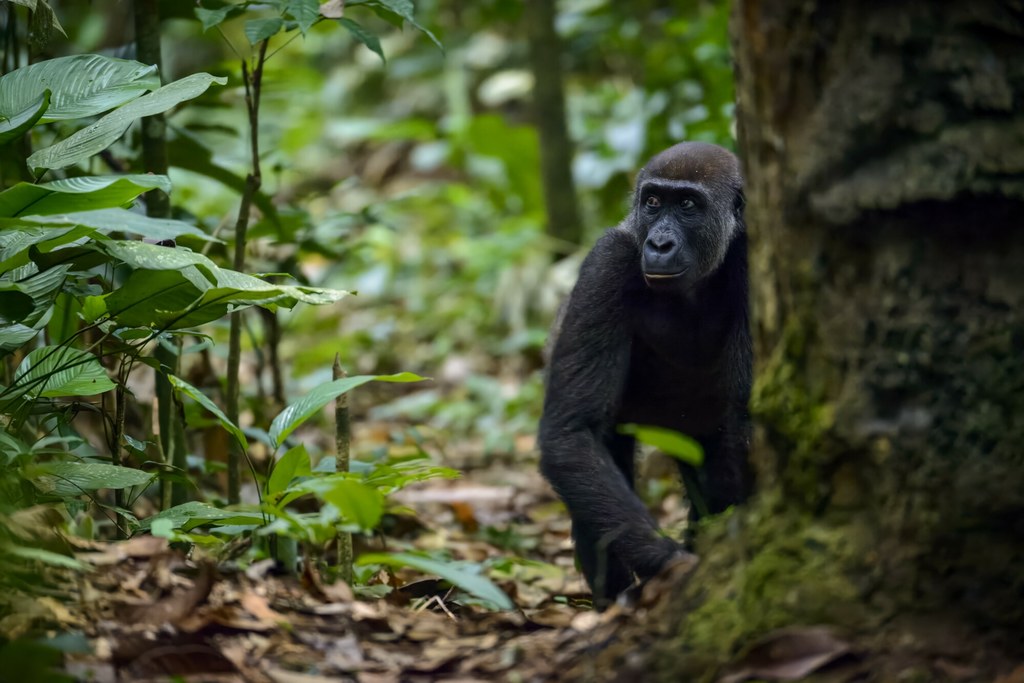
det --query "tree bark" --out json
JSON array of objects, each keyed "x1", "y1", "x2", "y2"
[
  {"x1": 524, "y1": 0, "x2": 584, "y2": 250},
  {"x1": 573, "y1": 2, "x2": 1024, "y2": 680}
]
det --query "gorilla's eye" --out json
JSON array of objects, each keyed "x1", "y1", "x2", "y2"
[
  {"x1": 680, "y1": 198, "x2": 696, "y2": 210},
  {"x1": 645, "y1": 195, "x2": 661, "y2": 208}
]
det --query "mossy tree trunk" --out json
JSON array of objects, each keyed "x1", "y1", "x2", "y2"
[{"x1": 585, "y1": 2, "x2": 1024, "y2": 680}]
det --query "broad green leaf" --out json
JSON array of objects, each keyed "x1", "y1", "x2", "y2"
[
  {"x1": 98, "y1": 240, "x2": 347, "y2": 302},
  {"x1": 358, "y1": 552, "x2": 513, "y2": 609},
  {"x1": 0, "y1": 265, "x2": 68, "y2": 354},
  {"x1": 0, "y1": 431, "x2": 29, "y2": 463},
  {"x1": 28, "y1": 73, "x2": 227, "y2": 170},
  {"x1": 194, "y1": 5, "x2": 241, "y2": 31},
  {"x1": 0, "y1": 175, "x2": 171, "y2": 217},
  {"x1": 268, "y1": 443, "x2": 312, "y2": 497},
  {"x1": 6, "y1": 544, "x2": 87, "y2": 570},
  {"x1": 206, "y1": 267, "x2": 349, "y2": 306},
  {"x1": 9, "y1": 264, "x2": 70, "y2": 328},
  {"x1": 94, "y1": 255, "x2": 347, "y2": 331},
  {"x1": 245, "y1": 17, "x2": 284, "y2": 45},
  {"x1": 97, "y1": 268, "x2": 218, "y2": 330},
  {"x1": 31, "y1": 461, "x2": 154, "y2": 497},
  {"x1": 21, "y1": 208, "x2": 216, "y2": 242},
  {"x1": 0, "y1": 225, "x2": 87, "y2": 274},
  {"x1": 46, "y1": 291, "x2": 82, "y2": 345},
  {"x1": 269, "y1": 373, "x2": 425, "y2": 448},
  {"x1": 617, "y1": 423, "x2": 705, "y2": 466},
  {"x1": 28, "y1": 0, "x2": 66, "y2": 47},
  {"x1": 348, "y1": 0, "x2": 442, "y2": 50},
  {"x1": 168, "y1": 374, "x2": 248, "y2": 451},
  {"x1": 150, "y1": 517, "x2": 176, "y2": 538},
  {"x1": 9, "y1": 346, "x2": 115, "y2": 401},
  {"x1": 101, "y1": 239, "x2": 219, "y2": 276},
  {"x1": 0, "y1": 89, "x2": 49, "y2": 145},
  {"x1": 320, "y1": 479, "x2": 384, "y2": 530},
  {"x1": 338, "y1": 18, "x2": 385, "y2": 63},
  {"x1": 286, "y1": 0, "x2": 319, "y2": 34},
  {"x1": 0, "y1": 55, "x2": 158, "y2": 123},
  {"x1": 0, "y1": 323, "x2": 39, "y2": 354},
  {"x1": 140, "y1": 501, "x2": 263, "y2": 531}
]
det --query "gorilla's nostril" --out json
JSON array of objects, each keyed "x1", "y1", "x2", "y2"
[{"x1": 647, "y1": 235, "x2": 676, "y2": 254}]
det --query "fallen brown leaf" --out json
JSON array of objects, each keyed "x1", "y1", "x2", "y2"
[
  {"x1": 720, "y1": 626, "x2": 855, "y2": 683},
  {"x1": 319, "y1": 0, "x2": 344, "y2": 19},
  {"x1": 116, "y1": 561, "x2": 215, "y2": 626},
  {"x1": 241, "y1": 591, "x2": 289, "y2": 627}
]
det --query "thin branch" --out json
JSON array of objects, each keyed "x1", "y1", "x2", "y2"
[{"x1": 225, "y1": 39, "x2": 269, "y2": 505}]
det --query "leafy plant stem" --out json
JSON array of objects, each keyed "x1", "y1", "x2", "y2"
[{"x1": 225, "y1": 39, "x2": 269, "y2": 505}]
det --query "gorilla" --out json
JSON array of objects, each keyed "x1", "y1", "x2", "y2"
[{"x1": 539, "y1": 142, "x2": 752, "y2": 605}]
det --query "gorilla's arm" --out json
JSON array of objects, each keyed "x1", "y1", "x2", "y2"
[{"x1": 539, "y1": 229, "x2": 681, "y2": 593}]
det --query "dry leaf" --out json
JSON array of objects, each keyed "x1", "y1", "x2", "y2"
[
  {"x1": 720, "y1": 626, "x2": 854, "y2": 683},
  {"x1": 319, "y1": 0, "x2": 344, "y2": 19},
  {"x1": 240, "y1": 592, "x2": 288, "y2": 627},
  {"x1": 116, "y1": 562, "x2": 215, "y2": 626}
]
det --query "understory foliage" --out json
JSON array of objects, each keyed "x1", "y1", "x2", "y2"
[{"x1": 0, "y1": 0, "x2": 733, "y2": 673}]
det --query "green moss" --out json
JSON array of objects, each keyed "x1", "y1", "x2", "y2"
[
  {"x1": 658, "y1": 501, "x2": 868, "y2": 680},
  {"x1": 751, "y1": 317, "x2": 835, "y2": 507}
]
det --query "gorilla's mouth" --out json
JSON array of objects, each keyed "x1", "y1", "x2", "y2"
[{"x1": 643, "y1": 271, "x2": 686, "y2": 285}]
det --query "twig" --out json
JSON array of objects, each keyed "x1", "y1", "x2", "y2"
[{"x1": 225, "y1": 39, "x2": 269, "y2": 505}]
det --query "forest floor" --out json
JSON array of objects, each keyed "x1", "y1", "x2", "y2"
[
  {"x1": 37, "y1": 427, "x2": 1024, "y2": 682},
  {"x1": 48, "y1": 446, "x2": 693, "y2": 683}
]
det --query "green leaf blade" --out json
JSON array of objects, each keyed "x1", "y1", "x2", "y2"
[
  {"x1": 28, "y1": 73, "x2": 227, "y2": 170},
  {"x1": 10, "y1": 346, "x2": 116, "y2": 400},
  {"x1": 0, "y1": 175, "x2": 171, "y2": 217},
  {"x1": 617, "y1": 423, "x2": 705, "y2": 466},
  {"x1": 0, "y1": 54, "x2": 159, "y2": 123},
  {"x1": 268, "y1": 443, "x2": 312, "y2": 497},
  {"x1": 358, "y1": 552, "x2": 513, "y2": 609},
  {"x1": 194, "y1": 5, "x2": 241, "y2": 31},
  {"x1": 269, "y1": 373, "x2": 425, "y2": 448},
  {"x1": 0, "y1": 89, "x2": 50, "y2": 145},
  {"x1": 31, "y1": 462, "x2": 154, "y2": 497},
  {"x1": 169, "y1": 374, "x2": 248, "y2": 452},
  {"x1": 21, "y1": 208, "x2": 217, "y2": 242},
  {"x1": 321, "y1": 478, "x2": 384, "y2": 530},
  {"x1": 245, "y1": 17, "x2": 285, "y2": 45},
  {"x1": 338, "y1": 18, "x2": 385, "y2": 63},
  {"x1": 286, "y1": 0, "x2": 319, "y2": 34}
]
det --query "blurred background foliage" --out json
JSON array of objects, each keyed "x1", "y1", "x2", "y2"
[
  {"x1": 96, "y1": 0, "x2": 736, "y2": 459},
  {"x1": 0, "y1": 0, "x2": 735, "y2": 659},
  {"x1": 1, "y1": 0, "x2": 734, "y2": 536}
]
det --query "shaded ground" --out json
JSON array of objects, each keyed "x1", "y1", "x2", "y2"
[
  {"x1": 19, "y1": 444, "x2": 1024, "y2": 682},
  {"x1": 38, "y1": 460, "x2": 685, "y2": 682}
]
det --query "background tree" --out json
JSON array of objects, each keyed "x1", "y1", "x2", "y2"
[{"x1": 578, "y1": 2, "x2": 1024, "y2": 680}]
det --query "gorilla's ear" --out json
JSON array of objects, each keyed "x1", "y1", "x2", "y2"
[{"x1": 734, "y1": 188, "x2": 746, "y2": 219}]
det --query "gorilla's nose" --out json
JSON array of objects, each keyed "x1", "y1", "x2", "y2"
[
  {"x1": 642, "y1": 233, "x2": 684, "y2": 275},
  {"x1": 645, "y1": 234, "x2": 676, "y2": 254}
]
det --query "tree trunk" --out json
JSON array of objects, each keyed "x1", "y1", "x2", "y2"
[
  {"x1": 524, "y1": 0, "x2": 584, "y2": 251},
  {"x1": 575, "y1": 2, "x2": 1024, "y2": 680}
]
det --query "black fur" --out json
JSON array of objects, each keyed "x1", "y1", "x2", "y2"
[{"x1": 539, "y1": 142, "x2": 752, "y2": 605}]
